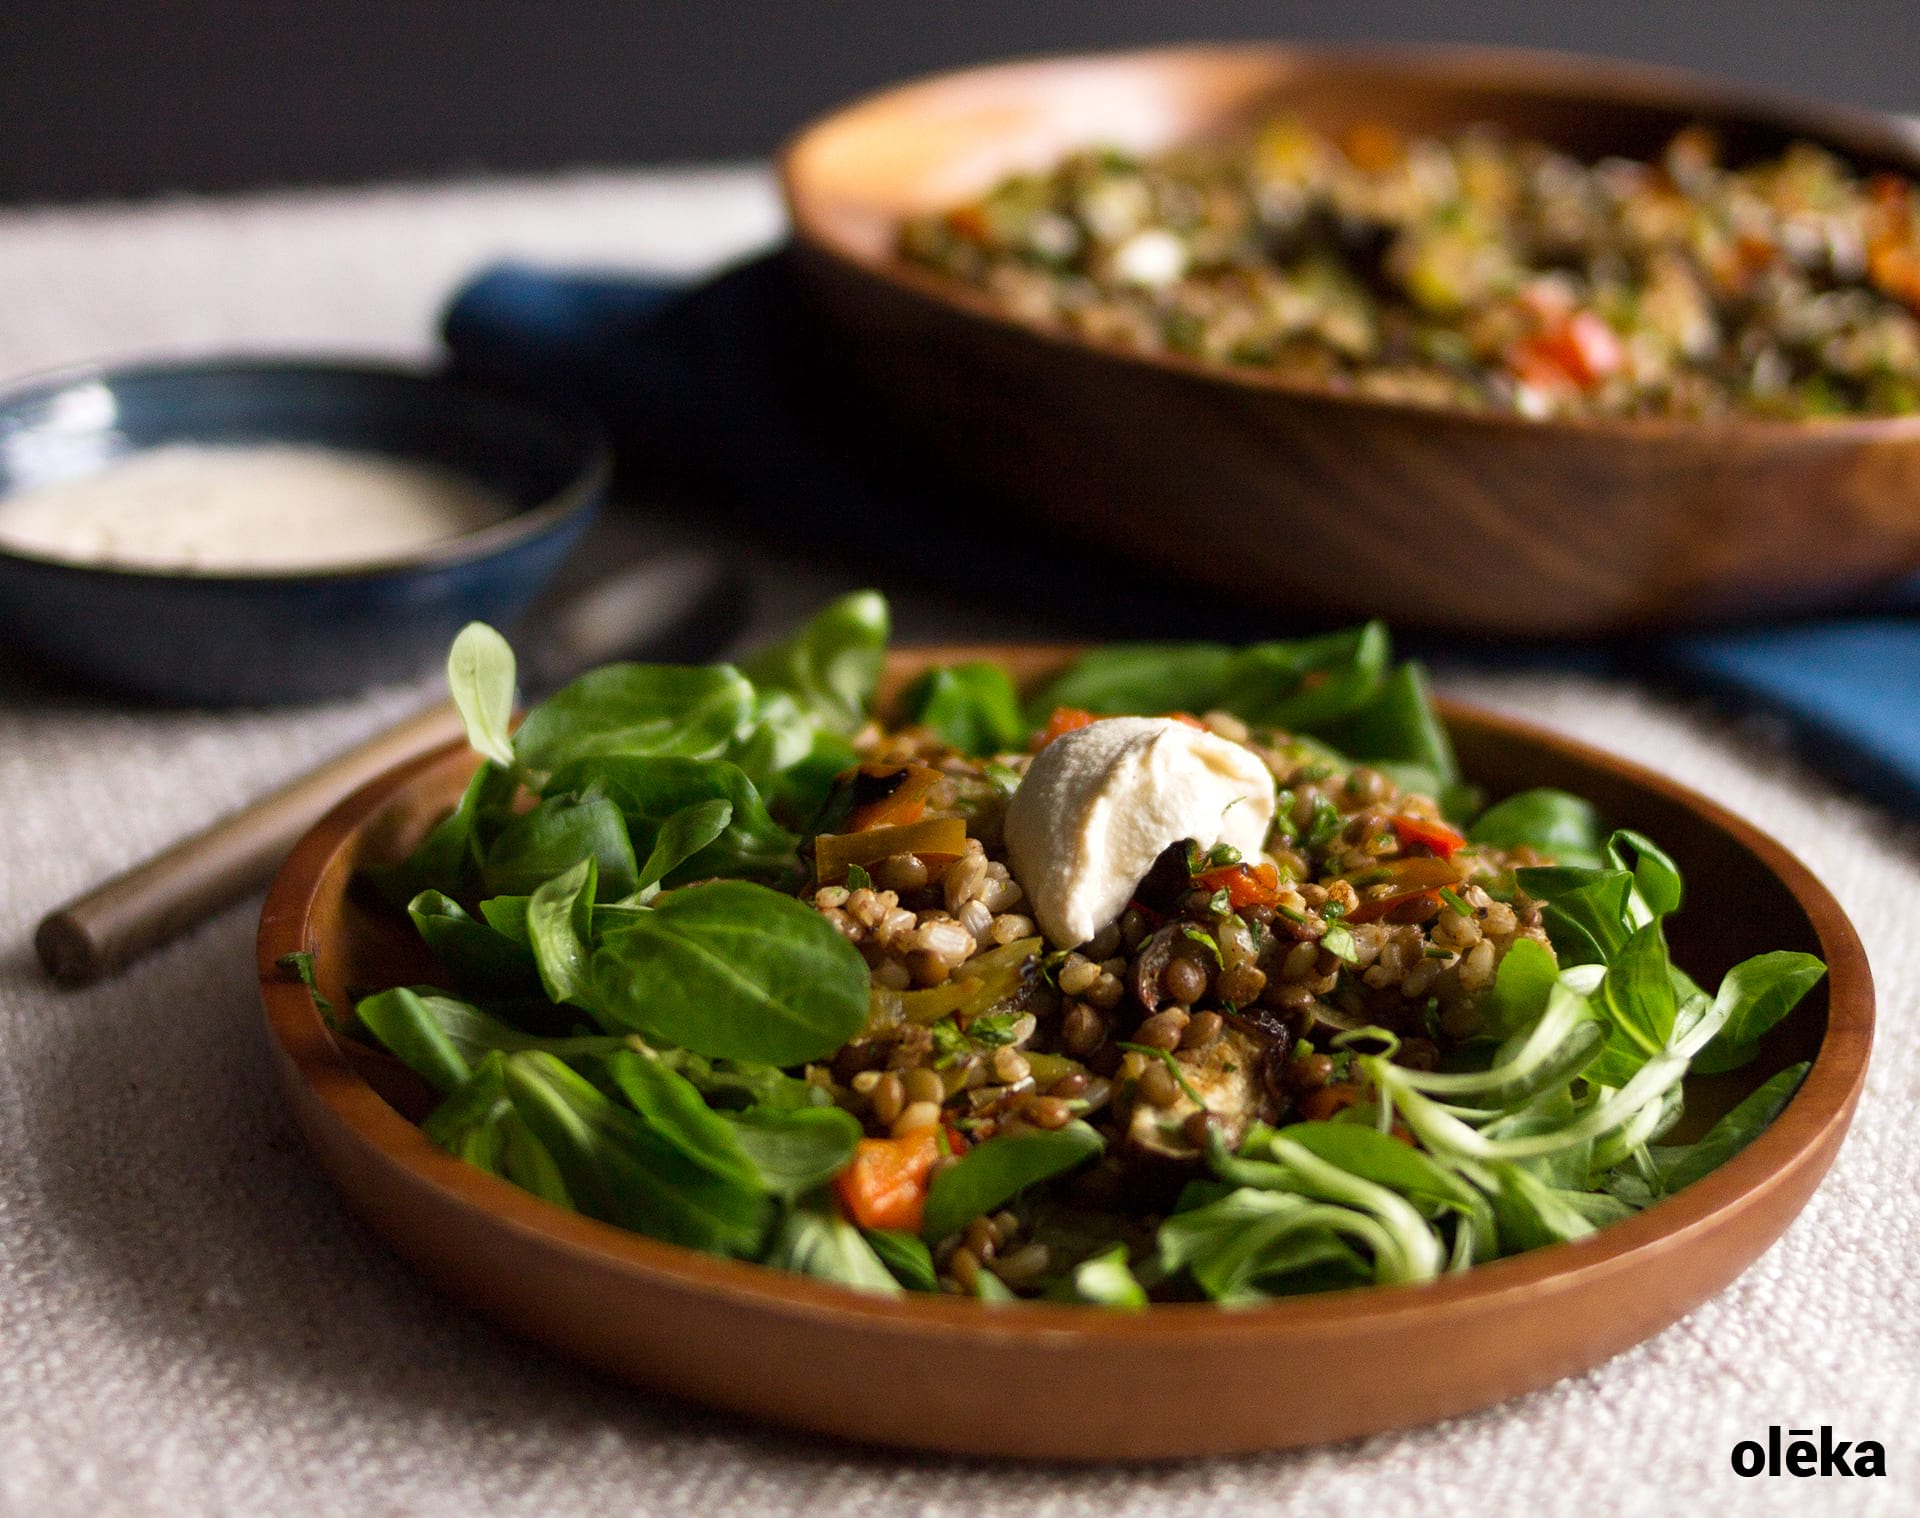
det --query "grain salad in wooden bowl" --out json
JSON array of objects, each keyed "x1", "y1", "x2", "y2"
[
  {"x1": 781, "y1": 45, "x2": 1920, "y2": 634},
  {"x1": 258, "y1": 594, "x2": 1871, "y2": 1457},
  {"x1": 899, "y1": 119, "x2": 1920, "y2": 422}
]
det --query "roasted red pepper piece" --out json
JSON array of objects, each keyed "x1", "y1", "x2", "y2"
[
  {"x1": 1390, "y1": 814, "x2": 1468, "y2": 859},
  {"x1": 1035, "y1": 706, "x2": 1101, "y2": 748},
  {"x1": 1192, "y1": 860, "x2": 1284, "y2": 909}
]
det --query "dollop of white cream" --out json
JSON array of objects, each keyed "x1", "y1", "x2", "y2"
[
  {"x1": 0, "y1": 444, "x2": 513, "y2": 573},
  {"x1": 1003, "y1": 717, "x2": 1275, "y2": 948}
]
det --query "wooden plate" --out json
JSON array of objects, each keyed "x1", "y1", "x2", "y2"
[
  {"x1": 256, "y1": 647, "x2": 1872, "y2": 1459},
  {"x1": 780, "y1": 44, "x2": 1920, "y2": 635}
]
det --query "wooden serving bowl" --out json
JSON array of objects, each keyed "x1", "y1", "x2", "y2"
[
  {"x1": 257, "y1": 647, "x2": 1872, "y2": 1459},
  {"x1": 780, "y1": 45, "x2": 1920, "y2": 636}
]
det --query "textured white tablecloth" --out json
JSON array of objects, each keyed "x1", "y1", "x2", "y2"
[{"x1": 0, "y1": 168, "x2": 1913, "y2": 1518}]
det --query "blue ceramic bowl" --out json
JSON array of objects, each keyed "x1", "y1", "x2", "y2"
[{"x1": 0, "y1": 358, "x2": 608, "y2": 704}]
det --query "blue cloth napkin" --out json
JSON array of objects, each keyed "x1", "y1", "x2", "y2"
[{"x1": 443, "y1": 252, "x2": 1920, "y2": 813}]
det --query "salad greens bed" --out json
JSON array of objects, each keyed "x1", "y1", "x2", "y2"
[{"x1": 298, "y1": 593, "x2": 1827, "y2": 1306}]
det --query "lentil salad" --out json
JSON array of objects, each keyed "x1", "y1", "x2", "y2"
[
  {"x1": 325, "y1": 594, "x2": 1826, "y2": 1305},
  {"x1": 897, "y1": 119, "x2": 1920, "y2": 420}
]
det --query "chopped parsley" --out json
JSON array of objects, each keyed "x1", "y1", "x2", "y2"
[
  {"x1": 1270, "y1": 789, "x2": 1298, "y2": 844},
  {"x1": 1180, "y1": 925, "x2": 1223, "y2": 964},
  {"x1": 983, "y1": 760, "x2": 1023, "y2": 796},
  {"x1": 1304, "y1": 794, "x2": 1344, "y2": 850},
  {"x1": 845, "y1": 862, "x2": 873, "y2": 891},
  {"x1": 929, "y1": 1017, "x2": 970, "y2": 1066},
  {"x1": 967, "y1": 1010, "x2": 1027, "y2": 1047},
  {"x1": 1117, "y1": 1042, "x2": 1207, "y2": 1107},
  {"x1": 932, "y1": 1009, "x2": 1027, "y2": 1066}
]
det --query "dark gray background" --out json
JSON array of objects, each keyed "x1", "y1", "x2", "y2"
[{"x1": 5, "y1": 0, "x2": 1918, "y2": 203}]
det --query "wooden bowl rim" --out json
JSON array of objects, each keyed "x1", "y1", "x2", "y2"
[
  {"x1": 779, "y1": 39, "x2": 1920, "y2": 444},
  {"x1": 258, "y1": 653, "x2": 1873, "y2": 1344}
]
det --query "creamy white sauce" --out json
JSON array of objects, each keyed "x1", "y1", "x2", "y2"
[
  {"x1": 1004, "y1": 717, "x2": 1276, "y2": 948},
  {"x1": 0, "y1": 444, "x2": 514, "y2": 572}
]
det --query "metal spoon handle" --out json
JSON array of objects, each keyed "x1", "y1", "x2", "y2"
[{"x1": 35, "y1": 701, "x2": 467, "y2": 985}]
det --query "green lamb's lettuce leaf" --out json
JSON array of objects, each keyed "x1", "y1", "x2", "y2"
[
  {"x1": 446, "y1": 622, "x2": 518, "y2": 769},
  {"x1": 649, "y1": 1047, "x2": 828, "y2": 1111},
  {"x1": 502, "y1": 1051, "x2": 771, "y2": 1255},
  {"x1": 525, "y1": 857, "x2": 599, "y2": 1006},
  {"x1": 1374, "y1": 978, "x2": 1606, "y2": 1111},
  {"x1": 741, "y1": 590, "x2": 889, "y2": 736},
  {"x1": 1158, "y1": 1186, "x2": 1373, "y2": 1302},
  {"x1": 1585, "y1": 919, "x2": 1681, "y2": 1089},
  {"x1": 360, "y1": 987, "x2": 624, "y2": 1072},
  {"x1": 1477, "y1": 935, "x2": 1561, "y2": 1039},
  {"x1": 1203, "y1": 1132, "x2": 1446, "y2": 1283},
  {"x1": 764, "y1": 1204, "x2": 903, "y2": 1295},
  {"x1": 1690, "y1": 952, "x2": 1828, "y2": 1074},
  {"x1": 1026, "y1": 627, "x2": 1393, "y2": 731},
  {"x1": 354, "y1": 986, "x2": 476, "y2": 1095},
  {"x1": 545, "y1": 755, "x2": 799, "y2": 884},
  {"x1": 386, "y1": 759, "x2": 520, "y2": 901},
  {"x1": 406, "y1": 890, "x2": 544, "y2": 997},
  {"x1": 1474, "y1": 1159, "x2": 1600, "y2": 1251},
  {"x1": 1026, "y1": 624, "x2": 1459, "y2": 791},
  {"x1": 1553, "y1": 1188, "x2": 1637, "y2": 1229},
  {"x1": 478, "y1": 894, "x2": 532, "y2": 942},
  {"x1": 1468, "y1": 788, "x2": 1604, "y2": 863},
  {"x1": 421, "y1": 1053, "x2": 576, "y2": 1209},
  {"x1": 499, "y1": 1109, "x2": 576, "y2": 1208},
  {"x1": 482, "y1": 794, "x2": 639, "y2": 900},
  {"x1": 588, "y1": 880, "x2": 870, "y2": 1065},
  {"x1": 274, "y1": 949, "x2": 339, "y2": 1028},
  {"x1": 1651, "y1": 1062, "x2": 1811, "y2": 1191},
  {"x1": 601, "y1": 1044, "x2": 859, "y2": 1201},
  {"x1": 1027, "y1": 643, "x2": 1236, "y2": 720},
  {"x1": 1271, "y1": 1120, "x2": 1492, "y2": 1257},
  {"x1": 423, "y1": 1052, "x2": 510, "y2": 1160},
  {"x1": 720, "y1": 1106, "x2": 864, "y2": 1199},
  {"x1": 602, "y1": 1048, "x2": 765, "y2": 1190},
  {"x1": 1477, "y1": 1086, "x2": 1595, "y2": 1191},
  {"x1": 1584, "y1": 1083, "x2": 1683, "y2": 1179},
  {"x1": 603, "y1": 1048, "x2": 859, "y2": 1200},
  {"x1": 755, "y1": 727, "x2": 862, "y2": 825},
  {"x1": 1311, "y1": 660, "x2": 1459, "y2": 790},
  {"x1": 1606, "y1": 829, "x2": 1684, "y2": 919},
  {"x1": 632, "y1": 799, "x2": 736, "y2": 898},
  {"x1": 920, "y1": 1123, "x2": 1105, "y2": 1242},
  {"x1": 1514, "y1": 865, "x2": 1636, "y2": 966},
  {"x1": 1061, "y1": 1244, "x2": 1149, "y2": 1309},
  {"x1": 1218, "y1": 623, "x2": 1393, "y2": 731},
  {"x1": 898, "y1": 662, "x2": 1027, "y2": 755},
  {"x1": 514, "y1": 663, "x2": 756, "y2": 773},
  {"x1": 864, "y1": 1228, "x2": 939, "y2": 1292}
]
